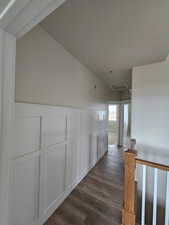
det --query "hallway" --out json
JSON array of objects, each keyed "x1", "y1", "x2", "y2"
[{"x1": 45, "y1": 146, "x2": 124, "y2": 225}]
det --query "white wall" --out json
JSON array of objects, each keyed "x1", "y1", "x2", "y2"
[
  {"x1": 132, "y1": 61, "x2": 169, "y2": 163},
  {"x1": 12, "y1": 25, "x2": 111, "y2": 225},
  {"x1": 132, "y1": 61, "x2": 169, "y2": 224},
  {"x1": 15, "y1": 25, "x2": 112, "y2": 109}
]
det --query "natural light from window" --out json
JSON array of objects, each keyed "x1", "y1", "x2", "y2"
[{"x1": 109, "y1": 105, "x2": 117, "y2": 121}]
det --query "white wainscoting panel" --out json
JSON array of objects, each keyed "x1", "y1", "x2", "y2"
[
  {"x1": 43, "y1": 114, "x2": 67, "y2": 147},
  {"x1": 91, "y1": 133, "x2": 98, "y2": 167},
  {"x1": 66, "y1": 140, "x2": 78, "y2": 188},
  {"x1": 9, "y1": 152, "x2": 40, "y2": 225},
  {"x1": 79, "y1": 135, "x2": 90, "y2": 175},
  {"x1": 44, "y1": 144, "x2": 66, "y2": 210},
  {"x1": 65, "y1": 109, "x2": 80, "y2": 188},
  {"x1": 14, "y1": 116, "x2": 41, "y2": 158},
  {"x1": 9, "y1": 103, "x2": 108, "y2": 225}
]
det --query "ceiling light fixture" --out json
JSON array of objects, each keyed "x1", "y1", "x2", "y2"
[{"x1": 0, "y1": 0, "x2": 16, "y2": 20}]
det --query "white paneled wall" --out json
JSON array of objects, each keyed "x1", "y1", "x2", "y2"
[{"x1": 9, "y1": 103, "x2": 108, "y2": 225}]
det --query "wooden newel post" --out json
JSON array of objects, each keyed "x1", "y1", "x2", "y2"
[{"x1": 122, "y1": 149, "x2": 137, "y2": 225}]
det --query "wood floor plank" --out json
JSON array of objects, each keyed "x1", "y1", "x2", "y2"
[
  {"x1": 68, "y1": 195, "x2": 120, "y2": 225},
  {"x1": 44, "y1": 146, "x2": 123, "y2": 225},
  {"x1": 71, "y1": 189, "x2": 121, "y2": 224},
  {"x1": 76, "y1": 181, "x2": 122, "y2": 208}
]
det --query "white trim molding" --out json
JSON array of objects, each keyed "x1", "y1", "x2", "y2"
[
  {"x1": 0, "y1": 29, "x2": 16, "y2": 225},
  {"x1": 107, "y1": 100, "x2": 131, "y2": 105},
  {"x1": 2, "y1": 0, "x2": 66, "y2": 39},
  {"x1": 0, "y1": 0, "x2": 31, "y2": 30},
  {"x1": 0, "y1": 0, "x2": 16, "y2": 20}
]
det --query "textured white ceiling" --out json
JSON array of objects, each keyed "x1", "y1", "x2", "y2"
[{"x1": 41, "y1": 0, "x2": 169, "y2": 88}]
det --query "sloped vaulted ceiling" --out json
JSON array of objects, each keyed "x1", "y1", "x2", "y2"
[{"x1": 41, "y1": 0, "x2": 169, "y2": 88}]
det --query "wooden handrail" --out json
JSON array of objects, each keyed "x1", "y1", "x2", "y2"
[
  {"x1": 136, "y1": 158, "x2": 169, "y2": 171},
  {"x1": 122, "y1": 146, "x2": 169, "y2": 225},
  {"x1": 122, "y1": 149, "x2": 137, "y2": 225},
  {"x1": 122, "y1": 142, "x2": 169, "y2": 225}
]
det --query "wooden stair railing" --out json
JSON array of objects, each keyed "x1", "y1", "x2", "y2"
[
  {"x1": 122, "y1": 147, "x2": 169, "y2": 225},
  {"x1": 122, "y1": 149, "x2": 137, "y2": 225}
]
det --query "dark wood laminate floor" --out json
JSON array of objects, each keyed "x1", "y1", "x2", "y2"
[{"x1": 44, "y1": 146, "x2": 124, "y2": 225}]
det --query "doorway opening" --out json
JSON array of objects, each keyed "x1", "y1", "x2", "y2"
[
  {"x1": 108, "y1": 102, "x2": 131, "y2": 149},
  {"x1": 108, "y1": 104, "x2": 119, "y2": 146}
]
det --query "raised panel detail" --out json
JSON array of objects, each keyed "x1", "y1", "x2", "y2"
[
  {"x1": 80, "y1": 135, "x2": 90, "y2": 173},
  {"x1": 80, "y1": 112, "x2": 92, "y2": 136},
  {"x1": 43, "y1": 114, "x2": 66, "y2": 147},
  {"x1": 45, "y1": 144, "x2": 66, "y2": 209},
  {"x1": 91, "y1": 134, "x2": 97, "y2": 167},
  {"x1": 66, "y1": 141, "x2": 78, "y2": 187},
  {"x1": 14, "y1": 117, "x2": 41, "y2": 158},
  {"x1": 9, "y1": 152, "x2": 39, "y2": 225}
]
